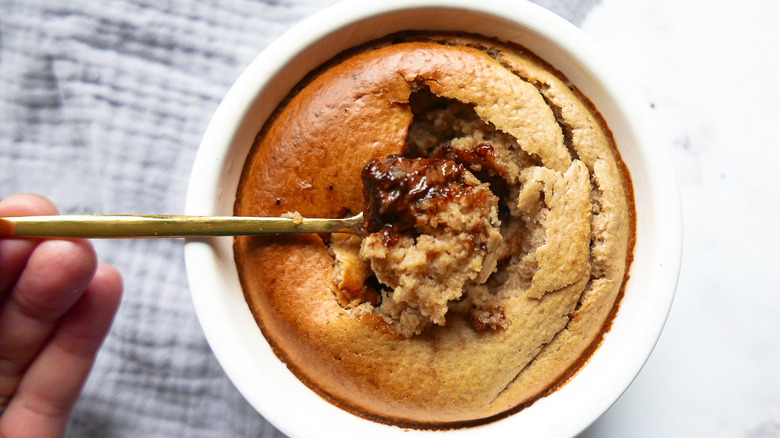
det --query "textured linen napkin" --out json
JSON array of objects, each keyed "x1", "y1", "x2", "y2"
[{"x1": 0, "y1": 1, "x2": 598, "y2": 436}]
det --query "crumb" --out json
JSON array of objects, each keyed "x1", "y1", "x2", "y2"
[{"x1": 281, "y1": 211, "x2": 304, "y2": 224}]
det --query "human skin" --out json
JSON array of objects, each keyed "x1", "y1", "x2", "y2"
[{"x1": 0, "y1": 194, "x2": 123, "y2": 438}]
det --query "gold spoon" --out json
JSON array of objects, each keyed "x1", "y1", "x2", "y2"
[{"x1": 0, "y1": 213, "x2": 365, "y2": 239}]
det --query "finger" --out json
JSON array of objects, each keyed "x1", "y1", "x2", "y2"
[
  {"x1": 0, "y1": 194, "x2": 59, "y2": 296},
  {"x1": 0, "y1": 238, "x2": 98, "y2": 399},
  {"x1": 0, "y1": 263, "x2": 122, "y2": 438}
]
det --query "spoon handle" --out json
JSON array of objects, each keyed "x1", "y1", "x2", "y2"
[{"x1": 0, "y1": 214, "x2": 364, "y2": 238}]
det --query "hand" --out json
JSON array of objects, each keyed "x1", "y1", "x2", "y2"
[{"x1": 0, "y1": 194, "x2": 123, "y2": 438}]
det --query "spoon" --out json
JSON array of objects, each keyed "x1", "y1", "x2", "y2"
[{"x1": 0, "y1": 213, "x2": 365, "y2": 239}]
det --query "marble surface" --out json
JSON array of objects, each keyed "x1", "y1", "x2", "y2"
[
  {"x1": 1, "y1": 0, "x2": 778, "y2": 436},
  {"x1": 580, "y1": 1, "x2": 780, "y2": 436}
]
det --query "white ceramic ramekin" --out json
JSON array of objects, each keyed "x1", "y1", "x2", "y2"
[{"x1": 184, "y1": 1, "x2": 682, "y2": 436}]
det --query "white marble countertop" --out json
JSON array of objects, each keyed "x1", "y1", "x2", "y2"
[
  {"x1": 580, "y1": 1, "x2": 780, "y2": 436},
  {"x1": 1, "y1": 0, "x2": 778, "y2": 436}
]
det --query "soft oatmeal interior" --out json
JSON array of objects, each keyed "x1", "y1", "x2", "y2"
[
  {"x1": 234, "y1": 32, "x2": 634, "y2": 427},
  {"x1": 333, "y1": 154, "x2": 503, "y2": 337}
]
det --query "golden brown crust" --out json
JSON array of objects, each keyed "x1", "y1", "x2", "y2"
[{"x1": 234, "y1": 32, "x2": 636, "y2": 428}]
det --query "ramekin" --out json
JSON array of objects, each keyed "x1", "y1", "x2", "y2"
[{"x1": 184, "y1": 1, "x2": 682, "y2": 436}]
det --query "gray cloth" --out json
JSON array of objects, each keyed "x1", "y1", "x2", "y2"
[{"x1": 0, "y1": 0, "x2": 598, "y2": 436}]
